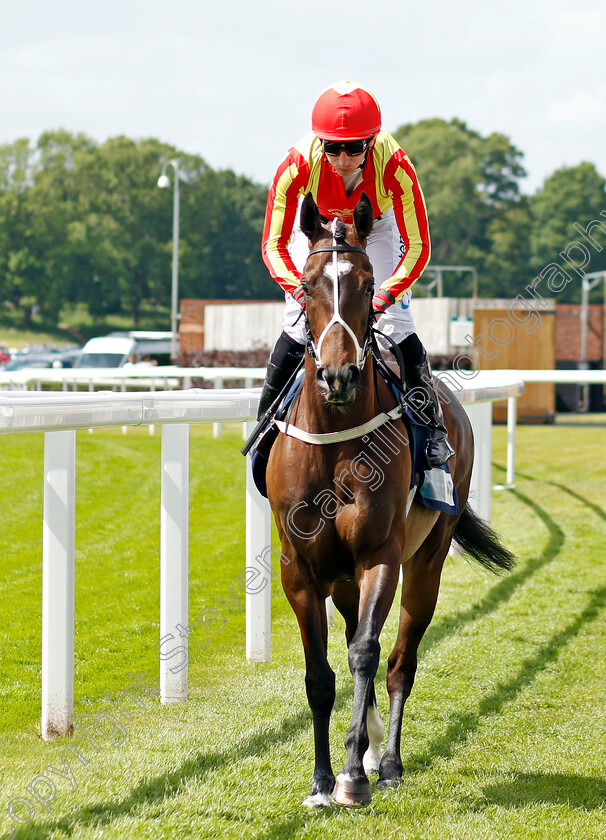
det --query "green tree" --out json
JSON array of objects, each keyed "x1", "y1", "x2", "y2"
[
  {"x1": 0, "y1": 139, "x2": 37, "y2": 324},
  {"x1": 71, "y1": 135, "x2": 180, "y2": 322},
  {"x1": 529, "y1": 162, "x2": 606, "y2": 302},
  {"x1": 27, "y1": 131, "x2": 95, "y2": 321},
  {"x1": 179, "y1": 168, "x2": 275, "y2": 301},
  {"x1": 0, "y1": 130, "x2": 274, "y2": 329},
  {"x1": 0, "y1": 132, "x2": 99, "y2": 326},
  {"x1": 484, "y1": 200, "x2": 533, "y2": 296},
  {"x1": 392, "y1": 118, "x2": 527, "y2": 296}
]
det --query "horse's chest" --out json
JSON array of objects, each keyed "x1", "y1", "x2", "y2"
[{"x1": 282, "y1": 464, "x2": 399, "y2": 566}]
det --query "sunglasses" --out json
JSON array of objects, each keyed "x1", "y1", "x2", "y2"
[{"x1": 321, "y1": 138, "x2": 369, "y2": 157}]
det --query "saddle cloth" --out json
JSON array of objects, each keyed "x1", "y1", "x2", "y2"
[{"x1": 251, "y1": 373, "x2": 458, "y2": 516}]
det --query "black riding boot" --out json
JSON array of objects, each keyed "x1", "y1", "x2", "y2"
[
  {"x1": 257, "y1": 331, "x2": 306, "y2": 419},
  {"x1": 397, "y1": 335, "x2": 454, "y2": 468}
]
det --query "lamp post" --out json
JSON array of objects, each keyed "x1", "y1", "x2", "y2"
[{"x1": 157, "y1": 159, "x2": 181, "y2": 361}]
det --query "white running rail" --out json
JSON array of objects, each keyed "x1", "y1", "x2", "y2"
[{"x1": 0, "y1": 374, "x2": 523, "y2": 739}]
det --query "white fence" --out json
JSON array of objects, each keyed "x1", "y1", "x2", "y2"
[
  {"x1": 0, "y1": 374, "x2": 523, "y2": 739},
  {"x1": 0, "y1": 365, "x2": 267, "y2": 391},
  {"x1": 483, "y1": 368, "x2": 606, "y2": 486}
]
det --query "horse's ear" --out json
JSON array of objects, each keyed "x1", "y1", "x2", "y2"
[
  {"x1": 353, "y1": 193, "x2": 374, "y2": 241},
  {"x1": 300, "y1": 192, "x2": 322, "y2": 240}
]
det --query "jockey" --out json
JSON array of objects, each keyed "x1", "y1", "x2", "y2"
[{"x1": 260, "y1": 80, "x2": 453, "y2": 468}]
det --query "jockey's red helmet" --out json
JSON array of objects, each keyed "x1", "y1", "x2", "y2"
[{"x1": 311, "y1": 81, "x2": 382, "y2": 141}]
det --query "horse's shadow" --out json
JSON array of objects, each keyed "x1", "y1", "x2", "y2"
[
  {"x1": 243, "y1": 487, "x2": 601, "y2": 837},
  {"x1": 10, "y1": 482, "x2": 599, "y2": 838},
  {"x1": 401, "y1": 583, "x2": 606, "y2": 773},
  {"x1": 255, "y1": 573, "x2": 606, "y2": 840},
  {"x1": 478, "y1": 771, "x2": 606, "y2": 811},
  {"x1": 252, "y1": 769, "x2": 606, "y2": 839},
  {"x1": 6, "y1": 694, "x2": 347, "y2": 839}
]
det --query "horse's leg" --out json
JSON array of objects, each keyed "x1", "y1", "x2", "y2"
[
  {"x1": 282, "y1": 554, "x2": 336, "y2": 809},
  {"x1": 378, "y1": 536, "x2": 449, "y2": 787},
  {"x1": 332, "y1": 581, "x2": 385, "y2": 775},
  {"x1": 332, "y1": 556, "x2": 399, "y2": 807}
]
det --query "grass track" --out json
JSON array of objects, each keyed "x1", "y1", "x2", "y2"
[{"x1": 0, "y1": 423, "x2": 605, "y2": 839}]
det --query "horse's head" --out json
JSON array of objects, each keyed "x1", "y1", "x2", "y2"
[{"x1": 299, "y1": 192, "x2": 375, "y2": 406}]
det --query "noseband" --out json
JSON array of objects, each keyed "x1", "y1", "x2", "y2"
[{"x1": 304, "y1": 222, "x2": 372, "y2": 370}]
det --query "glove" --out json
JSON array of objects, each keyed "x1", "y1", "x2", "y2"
[
  {"x1": 372, "y1": 289, "x2": 396, "y2": 316},
  {"x1": 292, "y1": 284, "x2": 306, "y2": 309}
]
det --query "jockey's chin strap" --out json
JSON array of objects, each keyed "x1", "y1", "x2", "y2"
[{"x1": 305, "y1": 221, "x2": 371, "y2": 370}]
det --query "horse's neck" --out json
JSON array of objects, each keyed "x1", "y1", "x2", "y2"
[{"x1": 297, "y1": 356, "x2": 380, "y2": 434}]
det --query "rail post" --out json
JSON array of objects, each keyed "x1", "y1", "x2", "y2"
[
  {"x1": 463, "y1": 401, "x2": 493, "y2": 523},
  {"x1": 244, "y1": 421, "x2": 272, "y2": 661},
  {"x1": 160, "y1": 423, "x2": 190, "y2": 702},
  {"x1": 41, "y1": 430, "x2": 76, "y2": 739}
]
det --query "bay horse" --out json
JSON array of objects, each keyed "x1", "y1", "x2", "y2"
[{"x1": 265, "y1": 192, "x2": 514, "y2": 808}]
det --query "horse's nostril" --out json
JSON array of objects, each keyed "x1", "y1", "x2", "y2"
[
  {"x1": 347, "y1": 365, "x2": 361, "y2": 388},
  {"x1": 317, "y1": 366, "x2": 334, "y2": 390}
]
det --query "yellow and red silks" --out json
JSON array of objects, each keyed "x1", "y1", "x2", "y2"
[{"x1": 261, "y1": 130, "x2": 431, "y2": 300}]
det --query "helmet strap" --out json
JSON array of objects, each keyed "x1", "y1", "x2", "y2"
[{"x1": 357, "y1": 135, "x2": 375, "y2": 170}]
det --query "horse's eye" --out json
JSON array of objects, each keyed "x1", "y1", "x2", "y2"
[
  {"x1": 301, "y1": 281, "x2": 310, "y2": 295},
  {"x1": 365, "y1": 281, "x2": 374, "y2": 296}
]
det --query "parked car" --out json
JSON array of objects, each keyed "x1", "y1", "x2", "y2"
[
  {"x1": 53, "y1": 348, "x2": 83, "y2": 368},
  {"x1": 2, "y1": 353, "x2": 61, "y2": 371},
  {"x1": 1, "y1": 347, "x2": 81, "y2": 371},
  {"x1": 74, "y1": 331, "x2": 176, "y2": 368}
]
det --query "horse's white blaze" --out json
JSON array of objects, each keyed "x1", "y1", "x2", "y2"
[
  {"x1": 313, "y1": 224, "x2": 367, "y2": 368},
  {"x1": 323, "y1": 257, "x2": 352, "y2": 284},
  {"x1": 363, "y1": 700, "x2": 385, "y2": 774}
]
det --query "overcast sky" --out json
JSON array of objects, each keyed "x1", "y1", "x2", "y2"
[{"x1": 2, "y1": 0, "x2": 605, "y2": 194}]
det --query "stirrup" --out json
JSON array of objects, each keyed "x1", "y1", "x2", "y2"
[{"x1": 426, "y1": 431, "x2": 455, "y2": 468}]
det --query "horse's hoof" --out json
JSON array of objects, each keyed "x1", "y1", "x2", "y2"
[
  {"x1": 376, "y1": 775, "x2": 403, "y2": 789},
  {"x1": 332, "y1": 773, "x2": 372, "y2": 808},
  {"x1": 303, "y1": 791, "x2": 332, "y2": 809}
]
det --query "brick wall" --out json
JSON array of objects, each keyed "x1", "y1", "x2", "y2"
[
  {"x1": 179, "y1": 300, "x2": 206, "y2": 354},
  {"x1": 555, "y1": 304, "x2": 605, "y2": 362}
]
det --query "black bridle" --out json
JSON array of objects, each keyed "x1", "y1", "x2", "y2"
[
  {"x1": 303, "y1": 238, "x2": 374, "y2": 369},
  {"x1": 306, "y1": 244, "x2": 367, "y2": 257}
]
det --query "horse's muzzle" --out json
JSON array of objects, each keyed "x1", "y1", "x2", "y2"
[{"x1": 317, "y1": 364, "x2": 361, "y2": 405}]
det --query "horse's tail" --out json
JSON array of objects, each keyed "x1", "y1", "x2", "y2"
[{"x1": 453, "y1": 503, "x2": 516, "y2": 575}]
